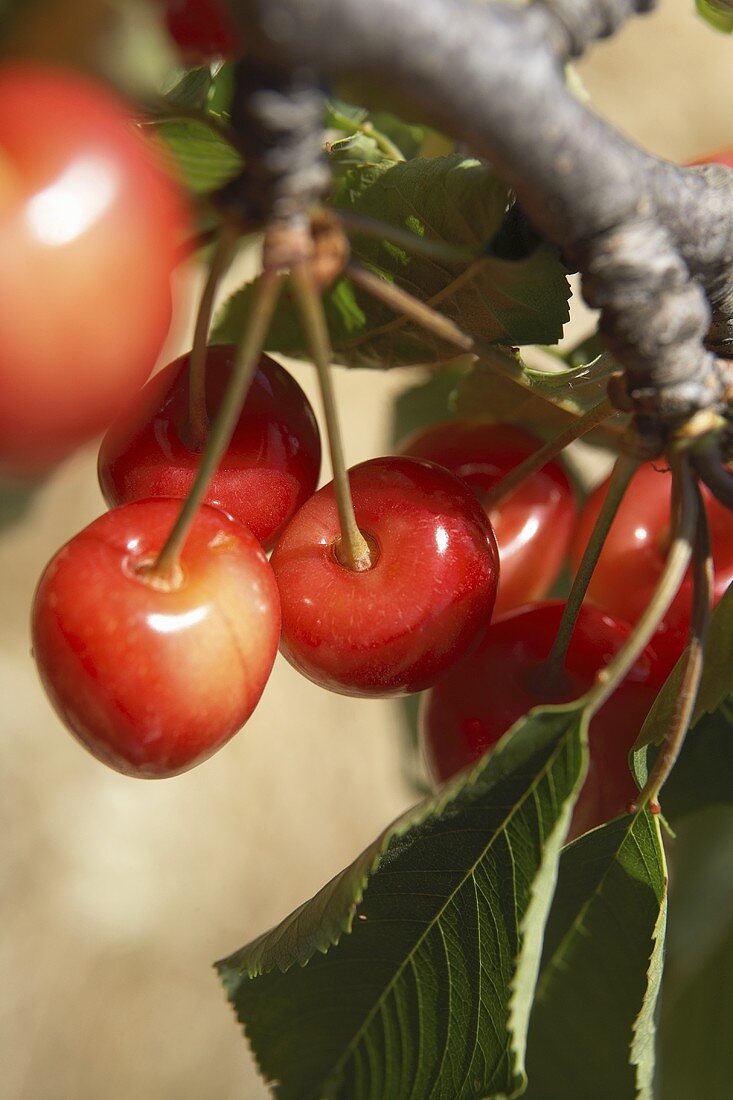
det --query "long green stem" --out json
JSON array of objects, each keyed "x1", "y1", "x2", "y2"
[
  {"x1": 290, "y1": 261, "x2": 372, "y2": 572},
  {"x1": 150, "y1": 271, "x2": 283, "y2": 581},
  {"x1": 582, "y1": 454, "x2": 698, "y2": 718},
  {"x1": 634, "y1": 483, "x2": 712, "y2": 812},
  {"x1": 541, "y1": 451, "x2": 639, "y2": 687},
  {"x1": 346, "y1": 261, "x2": 474, "y2": 352},
  {"x1": 186, "y1": 223, "x2": 239, "y2": 450},
  {"x1": 482, "y1": 398, "x2": 615, "y2": 512}
]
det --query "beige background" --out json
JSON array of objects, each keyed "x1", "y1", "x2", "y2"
[{"x1": 2, "y1": 2, "x2": 732, "y2": 1097}]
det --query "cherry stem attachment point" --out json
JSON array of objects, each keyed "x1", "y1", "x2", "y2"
[
  {"x1": 541, "y1": 450, "x2": 639, "y2": 689},
  {"x1": 346, "y1": 261, "x2": 474, "y2": 352},
  {"x1": 482, "y1": 397, "x2": 615, "y2": 512},
  {"x1": 151, "y1": 268, "x2": 283, "y2": 580},
  {"x1": 582, "y1": 453, "x2": 698, "y2": 719},
  {"x1": 186, "y1": 222, "x2": 240, "y2": 450},
  {"x1": 632, "y1": 481, "x2": 712, "y2": 812},
  {"x1": 291, "y1": 260, "x2": 372, "y2": 572}
]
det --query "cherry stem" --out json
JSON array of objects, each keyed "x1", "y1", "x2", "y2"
[
  {"x1": 151, "y1": 269, "x2": 283, "y2": 581},
  {"x1": 290, "y1": 260, "x2": 373, "y2": 572},
  {"x1": 582, "y1": 453, "x2": 698, "y2": 718},
  {"x1": 540, "y1": 450, "x2": 639, "y2": 688},
  {"x1": 186, "y1": 222, "x2": 239, "y2": 450},
  {"x1": 482, "y1": 397, "x2": 615, "y2": 512},
  {"x1": 633, "y1": 482, "x2": 712, "y2": 812},
  {"x1": 346, "y1": 261, "x2": 474, "y2": 352}
]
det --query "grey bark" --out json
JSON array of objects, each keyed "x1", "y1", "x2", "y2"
[{"x1": 224, "y1": 0, "x2": 733, "y2": 440}]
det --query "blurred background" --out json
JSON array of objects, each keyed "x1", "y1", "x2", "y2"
[{"x1": 1, "y1": 1, "x2": 732, "y2": 1097}]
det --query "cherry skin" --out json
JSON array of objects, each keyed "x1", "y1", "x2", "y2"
[
  {"x1": 421, "y1": 602, "x2": 667, "y2": 841},
  {"x1": 32, "y1": 499, "x2": 281, "y2": 778},
  {"x1": 399, "y1": 420, "x2": 576, "y2": 616},
  {"x1": 270, "y1": 456, "x2": 500, "y2": 698},
  {"x1": 570, "y1": 462, "x2": 733, "y2": 673},
  {"x1": 0, "y1": 66, "x2": 188, "y2": 476},
  {"x1": 98, "y1": 347, "x2": 322, "y2": 551},
  {"x1": 163, "y1": 0, "x2": 238, "y2": 62}
]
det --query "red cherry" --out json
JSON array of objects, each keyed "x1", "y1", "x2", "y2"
[
  {"x1": 163, "y1": 0, "x2": 238, "y2": 62},
  {"x1": 399, "y1": 420, "x2": 576, "y2": 616},
  {"x1": 421, "y1": 602, "x2": 666, "y2": 840},
  {"x1": 0, "y1": 66, "x2": 188, "y2": 476},
  {"x1": 270, "y1": 456, "x2": 500, "y2": 697},
  {"x1": 32, "y1": 499, "x2": 280, "y2": 778},
  {"x1": 98, "y1": 348, "x2": 322, "y2": 550},
  {"x1": 570, "y1": 462, "x2": 733, "y2": 672}
]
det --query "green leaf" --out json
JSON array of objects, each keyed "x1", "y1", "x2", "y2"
[
  {"x1": 632, "y1": 584, "x2": 733, "y2": 817},
  {"x1": 696, "y1": 0, "x2": 733, "y2": 33},
  {"x1": 214, "y1": 156, "x2": 571, "y2": 365},
  {"x1": 217, "y1": 705, "x2": 588, "y2": 1100},
  {"x1": 524, "y1": 812, "x2": 667, "y2": 1100},
  {"x1": 160, "y1": 66, "x2": 213, "y2": 111},
  {"x1": 389, "y1": 362, "x2": 471, "y2": 448},
  {"x1": 153, "y1": 118, "x2": 242, "y2": 194},
  {"x1": 659, "y1": 805, "x2": 733, "y2": 1099},
  {"x1": 658, "y1": 703, "x2": 733, "y2": 818},
  {"x1": 453, "y1": 346, "x2": 622, "y2": 438}
]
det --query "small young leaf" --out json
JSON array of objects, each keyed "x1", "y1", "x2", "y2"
[
  {"x1": 160, "y1": 66, "x2": 213, "y2": 111},
  {"x1": 153, "y1": 118, "x2": 242, "y2": 193},
  {"x1": 217, "y1": 704, "x2": 588, "y2": 1100},
  {"x1": 524, "y1": 812, "x2": 667, "y2": 1100}
]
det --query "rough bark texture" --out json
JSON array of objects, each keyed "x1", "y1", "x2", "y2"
[{"x1": 224, "y1": 0, "x2": 733, "y2": 437}]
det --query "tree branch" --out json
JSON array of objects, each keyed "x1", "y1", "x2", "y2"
[{"x1": 225, "y1": 0, "x2": 733, "y2": 430}]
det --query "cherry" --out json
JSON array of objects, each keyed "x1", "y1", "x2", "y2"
[
  {"x1": 163, "y1": 0, "x2": 238, "y2": 62},
  {"x1": 98, "y1": 347, "x2": 322, "y2": 550},
  {"x1": 270, "y1": 456, "x2": 500, "y2": 697},
  {"x1": 0, "y1": 65, "x2": 187, "y2": 476},
  {"x1": 421, "y1": 602, "x2": 667, "y2": 841},
  {"x1": 32, "y1": 499, "x2": 280, "y2": 778},
  {"x1": 399, "y1": 420, "x2": 576, "y2": 616},
  {"x1": 570, "y1": 462, "x2": 733, "y2": 672}
]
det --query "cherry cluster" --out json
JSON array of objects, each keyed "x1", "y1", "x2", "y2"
[{"x1": 10, "y1": 36, "x2": 733, "y2": 846}]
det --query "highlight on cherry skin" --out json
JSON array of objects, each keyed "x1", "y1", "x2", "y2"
[
  {"x1": 163, "y1": 0, "x2": 238, "y2": 62},
  {"x1": 270, "y1": 455, "x2": 500, "y2": 698},
  {"x1": 31, "y1": 499, "x2": 281, "y2": 779},
  {"x1": 420, "y1": 601, "x2": 667, "y2": 841},
  {"x1": 399, "y1": 419, "x2": 576, "y2": 616},
  {"x1": 98, "y1": 347, "x2": 322, "y2": 550},
  {"x1": 570, "y1": 461, "x2": 733, "y2": 674},
  {"x1": 0, "y1": 65, "x2": 188, "y2": 476}
]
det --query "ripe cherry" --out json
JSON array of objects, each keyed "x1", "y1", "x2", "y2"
[
  {"x1": 421, "y1": 602, "x2": 666, "y2": 841},
  {"x1": 0, "y1": 66, "x2": 187, "y2": 476},
  {"x1": 399, "y1": 420, "x2": 576, "y2": 616},
  {"x1": 98, "y1": 347, "x2": 322, "y2": 550},
  {"x1": 163, "y1": 0, "x2": 238, "y2": 62},
  {"x1": 270, "y1": 456, "x2": 500, "y2": 697},
  {"x1": 32, "y1": 499, "x2": 280, "y2": 778},
  {"x1": 570, "y1": 462, "x2": 733, "y2": 672}
]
